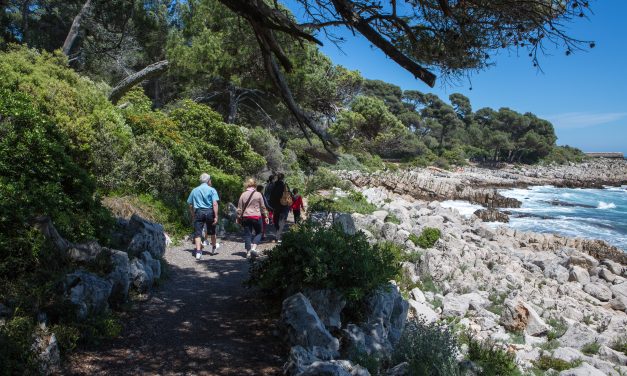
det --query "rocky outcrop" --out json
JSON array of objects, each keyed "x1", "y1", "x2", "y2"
[
  {"x1": 63, "y1": 271, "x2": 113, "y2": 320},
  {"x1": 338, "y1": 159, "x2": 627, "y2": 209},
  {"x1": 113, "y1": 214, "x2": 166, "y2": 259},
  {"x1": 282, "y1": 293, "x2": 340, "y2": 354},
  {"x1": 473, "y1": 209, "x2": 509, "y2": 223},
  {"x1": 338, "y1": 185, "x2": 627, "y2": 375}
]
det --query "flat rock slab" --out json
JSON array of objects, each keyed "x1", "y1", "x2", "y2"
[{"x1": 63, "y1": 239, "x2": 284, "y2": 375}]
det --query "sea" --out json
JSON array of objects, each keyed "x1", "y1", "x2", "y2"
[{"x1": 441, "y1": 185, "x2": 627, "y2": 251}]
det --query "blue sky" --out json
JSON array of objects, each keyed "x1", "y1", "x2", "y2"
[{"x1": 288, "y1": 1, "x2": 627, "y2": 154}]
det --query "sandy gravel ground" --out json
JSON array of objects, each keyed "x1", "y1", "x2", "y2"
[{"x1": 63, "y1": 235, "x2": 285, "y2": 376}]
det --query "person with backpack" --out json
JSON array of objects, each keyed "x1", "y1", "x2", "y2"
[
  {"x1": 269, "y1": 173, "x2": 291, "y2": 242},
  {"x1": 291, "y1": 188, "x2": 305, "y2": 224},
  {"x1": 237, "y1": 178, "x2": 269, "y2": 258},
  {"x1": 257, "y1": 184, "x2": 272, "y2": 240}
]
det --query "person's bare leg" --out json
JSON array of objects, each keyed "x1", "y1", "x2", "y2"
[
  {"x1": 211, "y1": 234, "x2": 217, "y2": 248},
  {"x1": 195, "y1": 237, "x2": 202, "y2": 252}
]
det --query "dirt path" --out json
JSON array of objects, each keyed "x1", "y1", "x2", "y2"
[{"x1": 64, "y1": 237, "x2": 285, "y2": 375}]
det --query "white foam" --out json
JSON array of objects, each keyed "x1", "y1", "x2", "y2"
[
  {"x1": 440, "y1": 200, "x2": 483, "y2": 218},
  {"x1": 597, "y1": 201, "x2": 617, "y2": 210}
]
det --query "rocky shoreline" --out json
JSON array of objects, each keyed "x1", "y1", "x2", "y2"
[
  {"x1": 338, "y1": 159, "x2": 627, "y2": 209},
  {"x1": 356, "y1": 186, "x2": 627, "y2": 374}
]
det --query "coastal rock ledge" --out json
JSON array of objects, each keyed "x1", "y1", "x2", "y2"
[{"x1": 338, "y1": 159, "x2": 627, "y2": 208}]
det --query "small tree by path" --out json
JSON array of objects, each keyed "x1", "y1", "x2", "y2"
[{"x1": 63, "y1": 240, "x2": 285, "y2": 375}]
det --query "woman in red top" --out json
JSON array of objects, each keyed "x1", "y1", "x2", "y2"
[{"x1": 291, "y1": 188, "x2": 305, "y2": 224}]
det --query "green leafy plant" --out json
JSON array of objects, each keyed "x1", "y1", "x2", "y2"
[
  {"x1": 308, "y1": 191, "x2": 377, "y2": 215},
  {"x1": 610, "y1": 337, "x2": 627, "y2": 356},
  {"x1": 248, "y1": 222, "x2": 400, "y2": 302},
  {"x1": 392, "y1": 319, "x2": 460, "y2": 376},
  {"x1": 410, "y1": 228, "x2": 441, "y2": 249},
  {"x1": 304, "y1": 167, "x2": 352, "y2": 194},
  {"x1": 465, "y1": 335, "x2": 522, "y2": 376},
  {"x1": 581, "y1": 341, "x2": 601, "y2": 355},
  {"x1": 533, "y1": 356, "x2": 582, "y2": 372},
  {"x1": 546, "y1": 318, "x2": 568, "y2": 341},
  {"x1": 385, "y1": 213, "x2": 401, "y2": 224}
]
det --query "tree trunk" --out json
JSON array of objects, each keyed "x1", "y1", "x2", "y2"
[
  {"x1": 62, "y1": 0, "x2": 93, "y2": 56},
  {"x1": 109, "y1": 60, "x2": 169, "y2": 104},
  {"x1": 226, "y1": 84, "x2": 238, "y2": 123},
  {"x1": 20, "y1": 0, "x2": 30, "y2": 44}
]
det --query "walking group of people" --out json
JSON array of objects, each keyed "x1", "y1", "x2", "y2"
[{"x1": 187, "y1": 172, "x2": 305, "y2": 260}]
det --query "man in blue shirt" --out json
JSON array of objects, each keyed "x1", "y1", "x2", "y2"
[{"x1": 187, "y1": 173, "x2": 220, "y2": 260}]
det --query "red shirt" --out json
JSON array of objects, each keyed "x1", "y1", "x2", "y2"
[{"x1": 291, "y1": 195, "x2": 304, "y2": 210}]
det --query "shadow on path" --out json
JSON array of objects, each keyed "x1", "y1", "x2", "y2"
[{"x1": 64, "y1": 240, "x2": 285, "y2": 376}]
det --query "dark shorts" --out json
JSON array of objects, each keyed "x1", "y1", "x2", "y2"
[{"x1": 194, "y1": 209, "x2": 216, "y2": 238}]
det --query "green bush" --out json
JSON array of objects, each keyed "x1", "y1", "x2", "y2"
[
  {"x1": 581, "y1": 341, "x2": 601, "y2": 355},
  {"x1": 305, "y1": 167, "x2": 352, "y2": 194},
  {"x1": 465, "y1": 335, "x2": 521, "y2": 376},
  {"x1": 308, "y1": 191, "x2": 377, "y2": 215},
  {"x1": 392, "y1": 319, "x2": 460, "y2": 376},
  {"x1": 546, "y1": 318, "x2": 568, "y2": 341},
  {"x1": 533, "y1": 356, "x2": 581, "y2": 372},
  {"x1": 248, "y1": 222, "x2": 400, "y2": 302},
  {"x1": 541, "y1": 145, "x2": 586, "y2": 165},
  {"x1": 610, "y1": 337, "x2": 627, "y2": 356},
  {"x1": 410, "y1": 228, "x2": 441, "y2": 249},
  {"x1": 0, "y1": 316, "x2": 38, "y2": 374}
]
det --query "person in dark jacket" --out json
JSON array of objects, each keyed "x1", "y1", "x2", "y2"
[{"x1": 269, "y1": 173, "x2": 290, "y2": 242}]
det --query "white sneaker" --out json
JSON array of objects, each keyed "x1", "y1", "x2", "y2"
[
  {"x1": 246, "y1": 250, "x2": 251, "y2": 259},
  {"x1": 202, "y1": 240, "x2": 208, "y2": 247},
  {"x1": 196, "y1": 251, "x2": 202, "y2": 260},
  {"x1": 212, "y1": 243, "x2": 220, "y2": 253}
]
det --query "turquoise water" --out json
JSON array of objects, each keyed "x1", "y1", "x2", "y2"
[{"x1": 498, "y1": 185, "x2": 627, "y2": 251}]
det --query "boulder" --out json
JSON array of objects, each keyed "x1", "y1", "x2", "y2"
[
  {"x1": 130, "y1": 257, "x2": 154, "y2": 292},
  {"x1": 344, "y1": 323, "x2": 392, "y2": 357},
  {"x1": 583, "y1": 282, "x2": 612, "y2": 302},
  {"x1": 63, "y1": 271, "x2": 112, "y2": 320},
  {"x1": 597, "y1": 345, "x2": 627, "y2": 365},
  {"x1": 410, "y1": 287, "x2": 426, "y2": 304},
  {"x1": 66, "y1": 241, "x2": 103, "y2": 263},
  {"x1": 304, "y1": 289, "x2": 346, "y2": 331},
  {"x1": 386, "y1": 362, "x2": 409, "y2": 376},
  {"x1": 107, "y1": 250, "x2": 130, "y2": 304},
  {"x1": 599, "y1": 268, "x2": 617, "y2": 283},
  {"x1": 610, "y1": 282, "x2": 627, "y2": 311},
  {"x1": 569, "y1": 266, "x2": 590, "y2": 285},
  {"x1": 366, "y1": 283, "x2": 408, "y2": 345},
  {"x1": 282, "y1": 293, "x2": 339, "y2": 353},
  {"x1": 499, "y1": 298, "x2": 548, "y2": 336},
  {"x1": 407, "y1": 300, "x2": 438, "y2": 324},
  {"x1": 442, "y1": 294, "x2": 470, "y2": 318},
  {"x1": 333, "y1": 214, "x2": 357, "y2": 236},
  {"x1": 552, "y1": 347, "x2": 585, "y2": 363},
  {"x1": 117, "y1": 214, "x2": 166, "y2": 259},
  {"x1": 559, "y1": 323, "x2": 598, "y2": 349},
  {"x1": 381, "y1": 223, "x2": 398, "y2": 241},
  {"x1": 32, "y1": 331, "x2": 60, "y2": 375},
  {"x1": 141, "y1": 251, "x2": 161, "y2": 279},
  {"x1": 545, "y1": 263, "x2": 570, "y2": 284},
  {"x1": 299, "y1": 360, "x2": 370, "y2": 376},
  {"x1": 558, "y1": 362, "x2": 605, "y2": 376},
  {"x1": 473, "y1": 209, "x2": 509, "y2": 223},
  {"x1": 601, "y1": 259, "x2": 624, "y2": 276},
  {"x1": 283, "y1": 345, "x2": 337, "y2": 376},
  {"x1": 568, "y1": 254, "x2": 599, "y2": 271},
  {"x1": 372, "y1": 210, "x2": 389, "y2": 222}
]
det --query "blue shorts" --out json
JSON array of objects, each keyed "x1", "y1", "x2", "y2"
[{"x1": 194, "y1": 209, "x2": 216, "y2": 238}]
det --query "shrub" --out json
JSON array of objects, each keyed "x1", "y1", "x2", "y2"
[
  {"x1": 385, "y1": 214, "x2": 401, "y2": 225},
  {"x1": 411, "y1": 228, "x2": 441, "y2": 249},
  {"x1": 248, "y1": 222, "x2": 400, "y2": 302},
  {"x1": 610, "y1": 337, "x2": 627, "y2": 356},
  {"x1": 533, "y1": 356, "x2": 582, "y2": 372},
  {"x1": 465, "y1": 335, "x2": 522, "y2": 376},
  {"x1": 541, "y1": 145, "x2": 586, "y2": 165},
  {"x1": 304, "y1": 167, "x2": 352, "y2": 194},
  {"x1": 546, "y1": 318, "x2": 568, "y2": 341},
  {"x1": 0, "y1": 316, "x2": 38, "y2": 374},
  {"x1": 581, "y1": 341, "x2": 601, "y2": 355},
  {"x1": 392, "y1": 319, "x2": 460, "y2": 376},
  {"x1": 308, "y1": 191, "x2": 377, "y2": 215}
]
